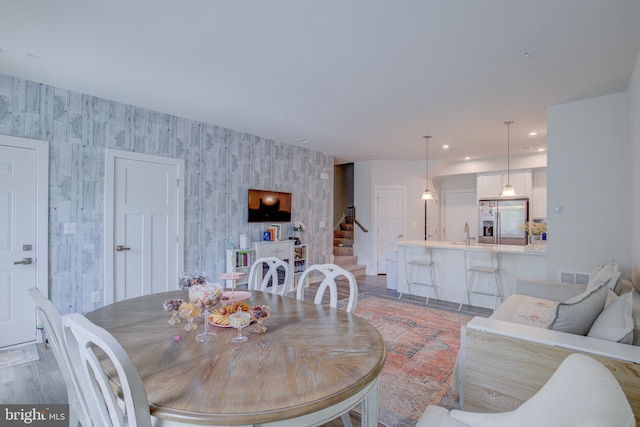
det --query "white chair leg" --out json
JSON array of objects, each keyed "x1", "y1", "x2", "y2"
[
  {"x1": 341, "y1": 412, "x2": 354, "y2": 427},
  {"x1": 398, "y1": 263, "x2": 415, "y2": 300}
]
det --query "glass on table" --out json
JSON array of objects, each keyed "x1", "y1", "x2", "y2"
[
  {"x1": 162, "y1": 298, "x2": 184, "y2": 326},
  {"x1": 250, "y1": 305, "x2": 271, "y2": 333},
  {"x1": 189, "y1": 282, "x2": 223, "y2": 343},
  {"x1": 229, "y1": 309, "x2": 251, "y2": 343},
  {"x1": 178, "y1": 272, "x2": 208, "y2": 291},
  {"x1": 178, "y1": 302, "x2": 201, "y2": 332}
]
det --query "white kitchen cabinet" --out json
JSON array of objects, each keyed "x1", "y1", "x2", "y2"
[{"x1": 477, "y1": 170, "x2": 532, "y2": 199}]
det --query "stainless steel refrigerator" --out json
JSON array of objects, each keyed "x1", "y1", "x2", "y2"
[{"x1": 478, "y1": 198, "x2": 529, "y2": 245}]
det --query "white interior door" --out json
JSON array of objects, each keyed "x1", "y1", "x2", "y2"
[
  {"x1": 442, "y1": 191, "x2": 477, "y2": 243},
  {"x1": 0, "y1": 137, "x2": 48, "y2": 348},
  {"x1": 105, "y1": 150, "x2": 184, "y2": 304},
  {"x1": 376, "y1": 186, "x2": 406, "y2": 274}
]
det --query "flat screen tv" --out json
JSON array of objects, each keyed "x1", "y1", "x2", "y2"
[{"x1": 247, "y1": 189, "x2": 292, "y2": 223}]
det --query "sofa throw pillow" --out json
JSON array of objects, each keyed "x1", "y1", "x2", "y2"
[
  {"x1": 588, "y1": 291, "x2": 633, "y2": 344},
  {"x1": 587, "y1": 262, "x2": 620, "y2": 293},
  {"x1": 546, "y1": 281, "x2": 608, "y2": 335},
  {"x1": 631, "y1": 290, "x2": 640, "y2": 346}
]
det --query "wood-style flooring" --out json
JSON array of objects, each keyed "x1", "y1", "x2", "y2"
[{"x1": 0, "y1": 275, "x2": 490, "y2": 426}]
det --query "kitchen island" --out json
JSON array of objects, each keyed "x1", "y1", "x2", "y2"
[{"x1": 394, "y1": 240, "x2": 547, "y2": 310}]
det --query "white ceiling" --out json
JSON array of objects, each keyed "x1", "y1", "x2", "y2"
[{"x1": 1, "y1": 1, "x2": 639, "y2": 164}]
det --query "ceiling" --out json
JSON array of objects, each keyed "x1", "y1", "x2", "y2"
[{"x1": 1, "y1": 1, "x2": 639, "y2": 165}]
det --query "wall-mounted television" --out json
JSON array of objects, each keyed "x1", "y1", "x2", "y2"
[{"x1": 247, "y1": 189, "x2": 292, "y2": 223}]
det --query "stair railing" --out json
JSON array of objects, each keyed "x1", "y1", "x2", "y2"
[{"x1": 347, "y1": 205, "x2": 368, "y2": 233}]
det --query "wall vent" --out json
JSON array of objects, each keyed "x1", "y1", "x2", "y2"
[
  {"x1": 575, "y1": 273, "x2": 590, "y2": 285},
  {"x1": 560, "y1": 272, "x2": 574, "y2": 283},
  {"x1": 559, "y1": 271, "x2": 590, "y2": 284}
]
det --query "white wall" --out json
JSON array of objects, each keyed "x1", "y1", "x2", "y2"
[
  {"x1": 629, "y1": 52, "x2": 640, "y2": 286},
  {"x1": 547, "y1": 92, "x2": 631, "y2": 279},
  {"x1": 354, "y1": 160, "x2": 428, "y2": 274}
]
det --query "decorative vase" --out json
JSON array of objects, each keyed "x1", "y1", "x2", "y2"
[{"x1": 528, "y1": 235, "x2": 540, "y2": 249}]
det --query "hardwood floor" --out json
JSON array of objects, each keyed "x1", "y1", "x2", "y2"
[{"x1": 1, "y1": 274, "x2": 489, "y2": 426}]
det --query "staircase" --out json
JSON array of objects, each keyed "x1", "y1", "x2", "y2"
[{"x1": 333, "y1": 216, "x2": 366, "y2": 278}]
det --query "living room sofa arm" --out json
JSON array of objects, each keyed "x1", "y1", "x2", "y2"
[{"x1": 515, "y1": 277, "x2": 584, "y2": 301}]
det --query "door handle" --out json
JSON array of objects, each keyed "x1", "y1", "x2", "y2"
[
  {"x1": 116, "y1": 245, "x2": 131, "y2": 252},
  {"x1": 397, "y1": 234, "x2": 404, "y2": 238},
  {"x1": 14, "y1": 257, "x2": 33, "y2": 265}
]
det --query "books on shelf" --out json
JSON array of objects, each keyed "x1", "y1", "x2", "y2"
[{"x1": 234, "y1": 250, "x2": 255, "y2": 268}]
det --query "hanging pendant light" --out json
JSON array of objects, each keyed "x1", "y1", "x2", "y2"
[
  {"x1": 421, "y1": 135, "x2": 434, "y2": 200},
  {"x1": 501, "y1": 121, "x2": 517, "y2": 197}
]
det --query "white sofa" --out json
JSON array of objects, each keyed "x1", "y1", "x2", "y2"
[{"x1": 456, "y1": 262, "x2": 640, "y2": 423}]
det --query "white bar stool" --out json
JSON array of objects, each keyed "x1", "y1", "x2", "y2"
[
  {"x1": 458, "y1": 249, "x2": 503, "y2": 311},
  {"x1": 398, "y1": 245, "x2": 439, "y2": 305}
]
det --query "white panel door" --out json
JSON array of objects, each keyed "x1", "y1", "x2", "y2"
[
  {"x1": 106, "y1": 150, "x2": 184, "y2": 303},
  {"x1": 442, "y1": 191, "x2": 477, "y2": 243},
  {"x1": 0, "y1": 141, "x2": 47, "y2": 348},
  {"x1": 376, "y1": 187, "x2": 405, "y2": 274}
]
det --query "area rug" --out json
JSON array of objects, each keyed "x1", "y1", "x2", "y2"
[
  {"x1": 0, "y1": 343, "x2": 39, "y2": 369},
  {"x1": 349, "y1": 294, "x2": 473, "y2": 426}
]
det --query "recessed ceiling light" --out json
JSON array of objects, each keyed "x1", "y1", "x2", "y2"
[
  {"x1": 442, "y1": 145, "x2": 449, "y2": 149},
  {"x1": 528, "y1": 131, "x2": 537, "y2": 136},
  {"x1": 464, "y1": 156, "x2": 471, "y2": 160},
  {"x1": 369, "y1": 153, "x2": 377, "y2": 157},
  {"x1": 295, "y1": 138, "x2": 310, "y2": 144},
  {"x1": 537, "y1": 148, "x2": 545, "y2": 152}
]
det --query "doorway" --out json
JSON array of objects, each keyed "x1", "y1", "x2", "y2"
[
  {"x1": 0, "y1": 136, "x2": 48, "y2": 348},
  {"x1": 375, "y1": 186, "x2": 406, "y2": 274},
  {"x1": 104, "y1": 150, "x2": 185, "y2": 304}
]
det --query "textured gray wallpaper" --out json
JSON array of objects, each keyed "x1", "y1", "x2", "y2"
[{"x1": 0, "y1": 74, "x2": 333, "y2": 314}]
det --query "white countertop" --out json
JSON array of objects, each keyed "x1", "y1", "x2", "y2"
[{"x1": 394, "y1": 240, "x2": 546, "y2": 255}]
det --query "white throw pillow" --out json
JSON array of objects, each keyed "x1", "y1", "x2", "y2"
[
  {"x1": 587, "y1": 262, "x2": 620, "y2": 293},
  {"x1": 631, "y1": 290, "x2": 640, "y2": 346},
  {"x1": 546, "y1": 281, "x2": 608, "y2": 335},
  {"x1": 588, "y1": 291, "x2": 633, "y2": 344}
]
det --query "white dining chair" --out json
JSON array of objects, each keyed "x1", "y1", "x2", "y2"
[
  {"x1": 61, "y1": 312, "x2": 154, "y2": 427},
  {"x1": 296, "y1": 263, "x2": 359, "y2": 427},
  {"x1": 296, "y1": 263, "x2": 358, "y2": 313},
  {"x1": 247, "y1": 256, "x2": 291, "y2": 295},
  {"x1": 28, "y1": 288, "x2": 92, "y2": 427}
]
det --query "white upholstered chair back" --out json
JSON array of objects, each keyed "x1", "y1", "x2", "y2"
[
  {"x1": 296, "y1": 263, "x2": 358, "y2": 313},
  {"x1": 61, "y1": 313, "x2": 153, "y2": 427},
  {"x1": 28, "y1": 288, "x2": 92, "y2": 427},
  {"x1": 416, "y1": 353, "x2": 635, "y2": 427},
  {"x1": 247, "y1": 256, "x2": 291, "y2": 295}
]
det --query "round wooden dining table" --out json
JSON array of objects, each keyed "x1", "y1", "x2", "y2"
[{"x1": 86, "y1": 290, "x2": 386, "y2": 426}]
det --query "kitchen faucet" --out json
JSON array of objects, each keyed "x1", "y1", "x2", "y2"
[{"x1": 464, "y1": 222, "x2": 470, "y2": 246}]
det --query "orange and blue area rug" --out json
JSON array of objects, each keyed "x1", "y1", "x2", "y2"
[{"x1": 350, "y1": 294, "x2": 474, "y2": 426}]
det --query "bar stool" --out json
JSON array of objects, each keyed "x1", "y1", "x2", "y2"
[
  {"x1": 398, "y1": 245, "x2": 439, "y2": 305},
  {"x1": 458, "y1": 249, "x2": 503, "y2": 311}
]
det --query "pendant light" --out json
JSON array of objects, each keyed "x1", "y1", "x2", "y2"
[
  {"x1": 501, "y1": 121, "x2": 517, "y2": 197},
  {"x1": 421, "y1": 135, "x2": 434, "y2": 200}
]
